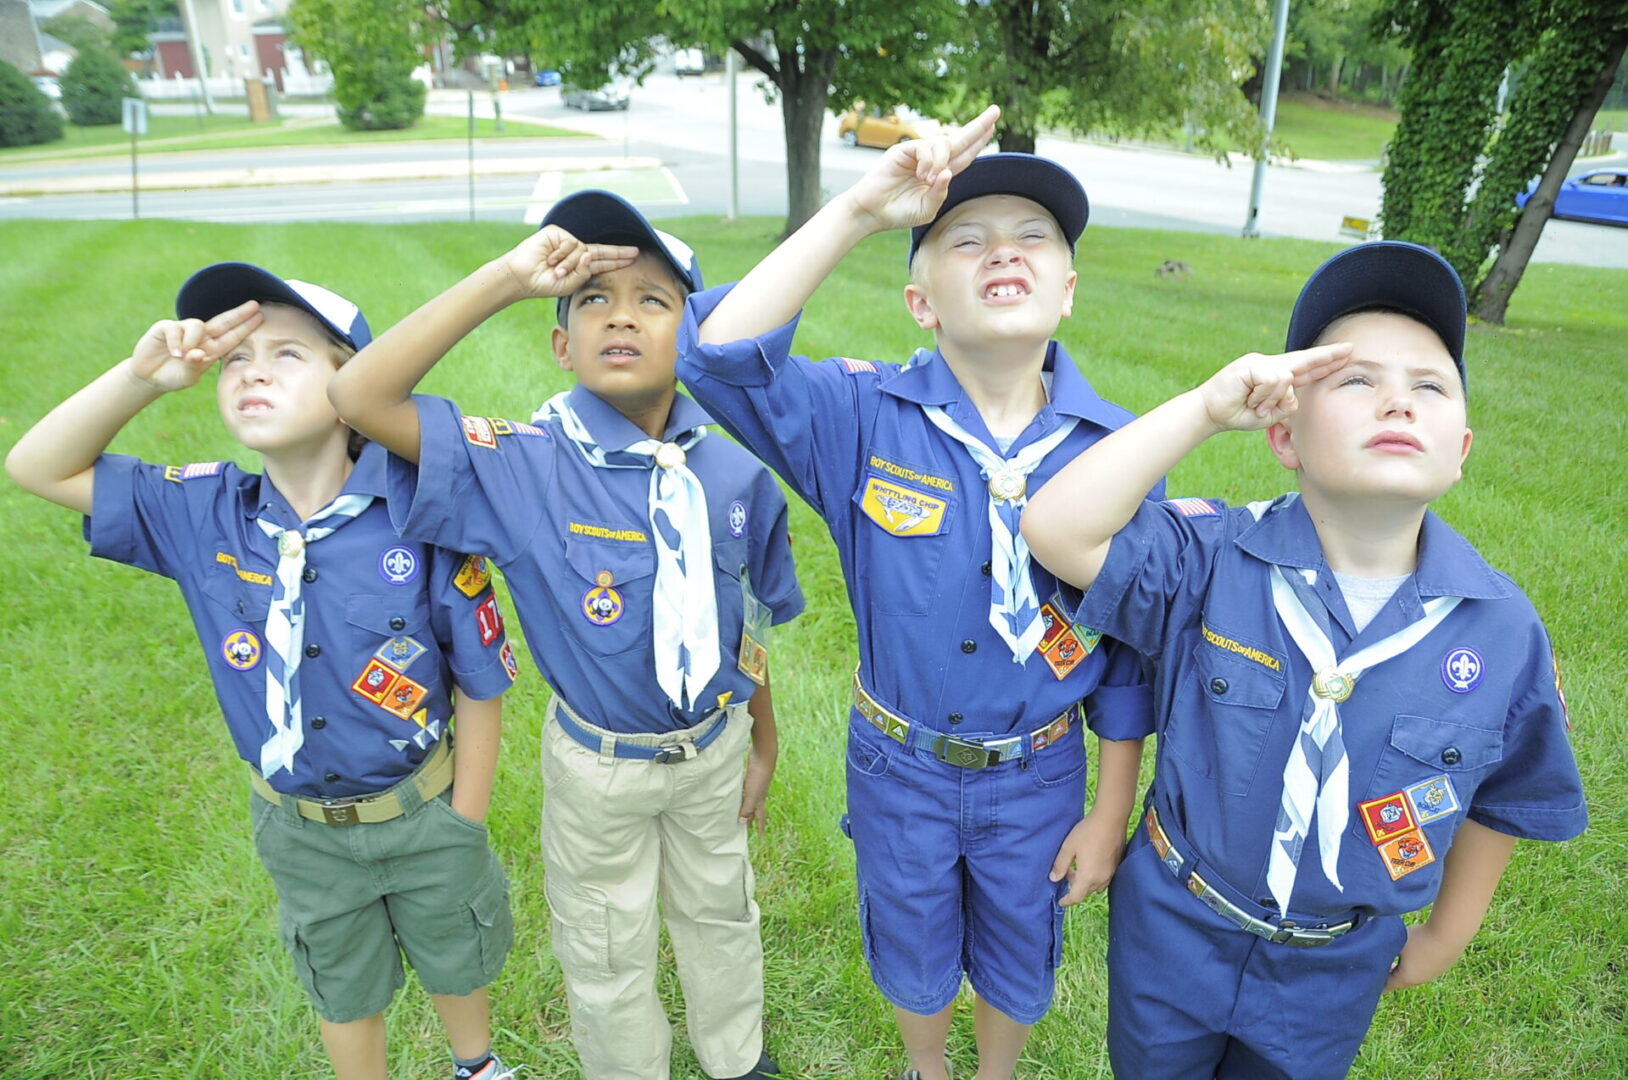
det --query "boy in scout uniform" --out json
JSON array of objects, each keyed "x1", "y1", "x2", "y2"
[
  {"x1": 678, "y1": 105, "x2": 1156, "y2": 1080},
  {"x1": 6, "y1": 265, "x2": 520, "y2": 1080},
  {"x1": 327, "y1": 193, "x2": 802, "y2": 1080},
  {"x1": 1021, "y1": 241, "x2": 1587, "y2": 1079}
]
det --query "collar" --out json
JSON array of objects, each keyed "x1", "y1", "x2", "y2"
[
  {"x1": 566, "y1": 383, "x2": 713, "y2": 452},
  {"x1": 247, "y1": 442, "x2": 388, "y2": 524},
  {"x1": 1237, "y1": 494, "x2": 1509, "y2": 602},
  {"x1": 881, "y1": 341, "x2": 1133, "y2": 435}
]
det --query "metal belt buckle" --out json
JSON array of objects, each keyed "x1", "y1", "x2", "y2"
[
  {"x1": 319, "y1": 797, "x2": 362, "y2": 827},
  {"x1": 652, "y1": 740, "x2": 698, "y2": 764},
  {"x1": 932, "y1": 734, "x2": 994, "y2": 770}
]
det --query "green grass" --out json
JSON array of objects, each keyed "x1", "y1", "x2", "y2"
[
  {"x1": 0, "y1": 114, "x2": 586, "y2": 164},
  {"x1": 1270, "y1": 93, "x2": 1399, "y2": 162},
  {"x1": 1593, "y1": 107, "x2": 1628, "y2": 134},
  {"x1": 0, "y1": 220, "x2": 1622, "y2": 1079}
]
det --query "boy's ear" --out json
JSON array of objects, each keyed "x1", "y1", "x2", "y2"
[
  {"x1": 1456, "y1": 427, "x2": 1474, "y2": 479},
  {"x1": 903, "y1": 282, "x2": 940, "y2": 331},
  {"x1": 1266, "y1": 420, "x2": 1301, "y2": 471},
  {"x1": 551, "y1": 324, "x2": 573, "y2": 371},
  {"x1": 1060, "y1": 268, "x2": 1078, "y2": 319}
]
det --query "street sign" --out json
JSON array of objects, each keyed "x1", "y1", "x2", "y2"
[
  {"x1": 121, "y1": 97, "x2": 148, "y2": 136},
  {"x1": 1340, "y1": 215, "x2": 1372, "y2": 239}
]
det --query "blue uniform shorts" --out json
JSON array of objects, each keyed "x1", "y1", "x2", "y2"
[
  {"x1": 1107, "y1": 828, "x2": 1406, "y2": 1080},
  {"x1": 841, "y1": 712, "x2": 1084, "y2": 1025}
]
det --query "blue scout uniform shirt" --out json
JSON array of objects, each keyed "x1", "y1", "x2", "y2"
[
  {"x1": 1080, "y1": 493, "x2": 1587, "y2": 918},
  {"x1": 86, "y1": 443, "x2": 515, "y2": 800},
  {"x1": 676, "y1": 284, "x2": 1156, "y2": 738},
  {"x1": 388, "y1": 386, "x2": 804, "y2": 734}
]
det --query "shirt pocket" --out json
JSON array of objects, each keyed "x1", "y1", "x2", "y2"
[
  {"x1": 1166, "y1": 638, "x2": 1287, "y2": 797},
  {"x1": 849, "y1": 471, "x2": 957, "y2": 616},
  {"x1": 199, "y1": 571, "x2": 272, "y2": 688},
  {"x1": 712, "y1": 536, "x2": 748, "y2": 642},
  {"x1": 344, "y1": 593, "x2": 433, "y2": 652},
  {"x1": 1355, "y1": 713, "x2": 1504, "y2": 837},
  {"x1": 563, "y1": 534, "x2": 656, "y2": 657}
]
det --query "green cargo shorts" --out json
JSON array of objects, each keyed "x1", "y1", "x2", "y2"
[{"x1": 250, "y1": 786, "x2": 513, "y2": 1024}]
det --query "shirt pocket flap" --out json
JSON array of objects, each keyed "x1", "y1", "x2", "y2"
[
  {"x1": 712, "y1": 537, "x2": 748, "y2": 580},
  {"x1": 1388, "y1": 714, "x2": 1504, "y2": 772},
  {"x1": 565, "y1": 534, "x2": 656, "y2": 585},
  {"x1": 344, "y1": 593, "x2": 431, "y2": 637},
  {"x1": 1193, "y1": 640, "x2": 1286, "y2": 710}
]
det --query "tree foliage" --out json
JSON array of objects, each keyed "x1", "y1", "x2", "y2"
[
  {"x1": 0, "y1": 60, "x2": 64, "y2": 148},
  {"x1": 59, "y1": 48, "x2": 137, "y2": 127},
  {"x1": 42, "y1": 14, "x2": 111, "y2": 53},
  {"x1": 1284, "y1": 0, "x2": 1409, "y2": 103},
  {"x1": 289, "y1": 0, "x2": 430, "y2": 131},
  {"x1": 108, "y1": 0, "x2": 182, "y2": 60}
]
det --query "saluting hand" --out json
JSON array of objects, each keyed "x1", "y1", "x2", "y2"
[
  {"x1": 846, "y1": 105, "x2": 1002, "y2": 234},
  {"x1": 1198, "y1": 343, "x2": 1353, "y2": 433},
  {"x1": 128, "y1": 300, "x2": 264, "y2": 392},
  {"x1": 501, "y1": 225, "x2": 640, "y2": 299}
]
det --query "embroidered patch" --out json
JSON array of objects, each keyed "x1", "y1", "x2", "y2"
[
  {"x1": 1405, "y1": 775, "x2": 1460, "y2": 825},
  {"x1": 500, "y1": 641, "x2": 518, "y2": 681},
  {"x1": 839, "y1": 357, "x2": 878, "y2": 375},
  {"x1": 221, "y1": 629, "x2": 261, "y2": 671},
  {"x1": 859, "y1": 476, "x2": 948, "y2": 537},
  {"x1": 378, "y1": 545, "x2": 418, "y2": 585},
  {"x1": 1358, "y1": 790, "x2": 1418, "y2": 844},
  {"x1": 1441, "y1": 646, "x2": 1483, "y2": 694},
  {"x1": 510, "y1": 421, "x2": 550, "y2": 437},
  {"x1": 475, "y1": 594, "x2": 503, "y2": 645},
  {"x1": 488, "y1": 417, "x2": 513, "y2": 436},
  {"x1": 215, "y1": 551, "x2": 273, "y2": 587},
  {"x1": 462, "y1": 415, "x2": 497, "y2": 448},
  {"x1": 1030, "y1": 712, "x2": 1072, "y2": 751},
  {"x1": 582, "y1": 582, "x2": 624, "y2": 626},
  {"x1": 1037, "y1": 600, "x2": 1097, "y2": 681},
  {"x1": 1167, "y1": 497, "x2": 1218, "y2": 517},
  {"x1": 374, "y1": 635, "x2": 426, "y2": 673},
  {"x1": 165, "y1": 461, "x2": 224, "y2": 482},
  {"x1": 352, "y1": 658, "x2": 400, "y2": 704},
  {"x1": 867, "y1": 454, "x2": 955, "y2": 492},
  {"x1": 1201, "y1": 623, "x2": 1283, "y2": 671},
  {"x1": 379, "y1": 673, "x2": 429, "y2": 720},
  {"x1": 1377, "y1": 827, "x2": 1436, "y2": 880},
  {"x1": 452, "y1": 554, "x2": 491, "y2": 599},
  {"x1": 727, "y1": 500, "x2": 748, "y2": 538},
  {"x1": 568, "y1": 521, "x2": 648, "y2": 543}
]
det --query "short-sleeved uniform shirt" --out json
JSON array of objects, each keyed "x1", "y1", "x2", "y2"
[
  {"x1": 1079, "y1": 493, "x2": 1587, "y2": 918},
  {"x1": 676, "y1": 284, "x2": 1156, "y2": 737},
  {"x1": 87, "y1": 443, "x2": 515, "y2": 800},
  {"x1": 389, "y1": 386, "x2": 803, "y2": 734}
]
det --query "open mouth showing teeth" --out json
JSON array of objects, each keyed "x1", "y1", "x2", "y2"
[
  {"x1": 984, "y1": 283, "x2": 1027, "y2": 299},
  {"x1": 603, "y1": 348, "x2": 639, "y2": 358}
]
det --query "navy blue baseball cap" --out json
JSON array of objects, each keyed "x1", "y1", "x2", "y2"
[
  {"x1": 907, "y1": 152, "x2": 1090, "y2": 266},
  {"x1": 1286, "y1": 241, "x2": 1467, "y2": 388},
  {"x1": 540, "y1": 190, "x2": 703, "y2": 322},
  {"x1": 176, "y1": 262, "x2": 372, "y2": 351}
]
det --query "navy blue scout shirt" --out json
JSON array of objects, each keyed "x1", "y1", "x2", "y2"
[
  {"x1": 388, "y1": 386, "x2": 804, "y2": 735},
  {"x1": 676, "y1": 284, "x2": 1157, "y2": 738},
  {"x1": 1079, "y1": 494, "x2": 1587, "y2": 918},
  {"x1": 87, "y1": 443, "x2": 515, "y2": 800}
]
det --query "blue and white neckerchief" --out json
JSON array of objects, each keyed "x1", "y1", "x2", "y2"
[
  {"x1": 255, "y1": 493, "x2": 375, "y2": 777},
  {"x1": 535, "y1": 392, "x2": 718, "y2": 708},
  {"x1": 906, "y1": 350, "x2": 1077, "y2": 662}
]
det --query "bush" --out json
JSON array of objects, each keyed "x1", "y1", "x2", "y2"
[
  {"x1": 336, "y1": 69, "x2": 425, "y2": 131},
  {"x1": 59, "y1": 48, "x2": 137, "y2": 126},
  {"x1": 0, "y1": 61, "x2": 64, "y2": 147}
]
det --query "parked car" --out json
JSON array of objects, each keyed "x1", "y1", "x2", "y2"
[
  {"x1": 674, "y1": 48, "x2": 705, "y2": 77},
  {"x1": 838, "y1": 103, "x2": 939, "y2": 148},
  {"x1": 1515, "y1": 169, "x2": 1628, "y2": 227},
  {"x1": 561, "y1": 80, "x2": 631, "y2": 111},
  {"x1": 533, "y1": 69, "x2": 561, "y2": 87}
]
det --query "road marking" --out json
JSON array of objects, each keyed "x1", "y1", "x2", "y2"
[
  {"x1": 660, "y1": 165, "x2": 689, "y2": 205},
  {"x1": 522, "y1": 171, "x2": 565, "y2": 224}
]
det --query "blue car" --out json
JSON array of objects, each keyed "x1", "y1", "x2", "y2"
[
  {"x1": 534, "y1": 69, "x2": 561, "y2": 87},
  {"x1": 1516, "y1": 169, "x2": 1628, "y2": 226}
]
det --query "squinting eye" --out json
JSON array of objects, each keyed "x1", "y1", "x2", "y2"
[
  {"x1": 1339, "y1": 375, "x2": 1371, "y2": 388},
  {"x1": 1418, "y1": 381, "x2": 1447, "y2": 394}
]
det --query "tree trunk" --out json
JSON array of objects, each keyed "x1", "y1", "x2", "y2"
[
  {"x1": 1473, "y1": 31, "x2": 1627, "y2": 325},
  {"x1": 997, "y1": 122, "x2": 1038, "y2": 154},
  {"x1": 777, "y1": 48, "x2": 838, "y2": 236},
  {"x1": 1328, "y1": 54, "x2": 1345, "y2": 96}
]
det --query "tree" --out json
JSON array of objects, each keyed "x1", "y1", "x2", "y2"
[
  {"x1": 108, "y1": 0, "x2": 182, "y2": 65},
  {"x1": 937, "y1": 0, "x2": 1267, "y2": 157},
  {"x1": 289, "y1": 0, "x2": 430, "y2": 131},
  {"x1": 0, "y1": 60, "x2": 64, "y2": 148},
  {"x1": 59, "y1": 48, "x2": 138, "y2": 127},
  {"x1": 1283, "y1": 0, "x2": 1409, "y2": 104},
  {"x1": 42, "y1": 15, "x2": 112, "y2": 53}
]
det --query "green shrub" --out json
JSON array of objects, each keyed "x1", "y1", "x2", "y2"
[
  {"x1": 59, "y1": 48, "x2": 137, "y2": 126},
  {"x1": 0, "y1": 60, "x2": 64, "y2": 147},
  {"x1": 336, "y1": 69, "x2": 425, "y2": 131}
]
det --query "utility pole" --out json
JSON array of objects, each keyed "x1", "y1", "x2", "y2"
[{"x1": 1243, "y1": 0, "x2": 1290, "y2": 238}]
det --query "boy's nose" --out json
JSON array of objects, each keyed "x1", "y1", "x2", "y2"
[{"x1": 1379, "y1": 390, "x2": 1416, "y2": 420}]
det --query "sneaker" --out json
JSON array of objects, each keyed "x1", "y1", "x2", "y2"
[
  {"x1": 893, "y1": 1064, "x2": 953, "y2": 1080},
  {"x1": 459, "y1": 1056, "x2": 522, "y2": 1080},
  {"x1": 711, "y1": 1051, "x2": 782, "y2": 1080}
]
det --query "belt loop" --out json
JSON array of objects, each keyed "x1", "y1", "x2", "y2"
[{"x1": 599, "y1": 732, "x2": 617, "y2": 765}]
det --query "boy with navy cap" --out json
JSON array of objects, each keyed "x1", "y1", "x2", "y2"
[
  {"x1": 6, "y1": 265, "x2": 521, "y2": 1080},
  {"x1": 328, "y1": 192, "x2": 802, "y2": 1080},
  {"x1": 678, "y1": 105, "x2": 1156, "y2": 1079},
  {"x1": 1022, "y1": 240, "x2": 1587, "y2": 1079}
]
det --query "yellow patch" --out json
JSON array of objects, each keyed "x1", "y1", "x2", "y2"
[
  {"x1": 452, "y1": 554, "x2": 492, "y2": 598},
  {"x1": 1201, "y1": 623, "x2": 1282, "y2": 672},
  {"x1": 859, "y1": 476, "x2": 948, "y2": 537}
]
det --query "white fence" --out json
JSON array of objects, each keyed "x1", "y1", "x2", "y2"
[{"x1": 135, "y1": 71, "x2": 333, "y2": 100}]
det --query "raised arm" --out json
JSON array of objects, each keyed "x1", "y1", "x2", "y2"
[
  {"x1": 1021, "y1": 345, "x2": 1352, "y2": 590},
  {"x1": 5, "y1": 303, "x2": 263, "y2": 515},
  {"x1": 694, "y1": 105, "x2": 1001, "y2": 346},
  {"x1": 327, "y1": 228, "x2": 638, "y2": 463}
]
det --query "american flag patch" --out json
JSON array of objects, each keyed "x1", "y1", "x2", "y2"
[
  {"x1": 510, "y1": 421, "x2": 550, "y2": 438},
  {"x1": 1167, "y1": 497, "x2": 1218, "y2": 517},
  {"x1": 838, "y1": 357, "x2": 878, "y2": 375},
  {"x1": 169, "y1": 461, "x2": 223, "y2": 481}
]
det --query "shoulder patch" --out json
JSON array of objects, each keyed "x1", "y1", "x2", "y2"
[
  {"x1": 1166, "y1": 497, "x2": 1218, "y2": 518},
  {"x1": 462, "y1": 416, "x2": 498, "y2": 449},
  {"x1": 838, "y1": 357, "x2": 879, "y2": 375},
  {"x1": 164, "y1": 461, "x2": 225, "y2": 482},
  {"x1": 509, "y1": 420, "x2": 550, "y2": 438}
]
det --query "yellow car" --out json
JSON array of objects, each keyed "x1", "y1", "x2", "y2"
[{"x1": 838, "y1": 104, "x2": 938, "y2": 148}]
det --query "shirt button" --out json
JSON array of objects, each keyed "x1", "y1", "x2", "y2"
[
  {"x1": 324, "y1": 772, "x2": 341, "y2": 783},
  {"x1": 948, "y1": 712, "x2": 964, "y2": 725},
  {"x1": 980, "y1": 561, "x2": 992, "y2": 576},
  {"x1": 1441, "y1": 746, "x2": 1462, "y2": 766},
  {"x1": 961, "y1": 639, "x2": 977, "y2": 654},
  {"x1": 389, "y1": 616, "x2": 406, "y2": 631},
  {"x1": 1210, "y1": 677, "x2": 1229, "y2": 695},
  {"x1": 310, "y1": 716, "x2": 327, "y2": 730},
  {"x1": 305, "y1": 644, "x2": 321, "y2": 658},
  {"x1": 302, "y1": 566, "x2": 318, "y2": 583}
]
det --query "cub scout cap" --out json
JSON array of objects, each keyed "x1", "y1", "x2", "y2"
[
  {"x1": 908, "y1": 152, "x2": 1089, "y2": 266},
  {"x1": 541, "y1": 189, "x2": 703, "y2": 322},
  {"x1": 176, "y1": 262, "x2": 372, "y2": 351},
  {"x1": 1286, "y1": 240, "x2": 1467, "y2": 389}
]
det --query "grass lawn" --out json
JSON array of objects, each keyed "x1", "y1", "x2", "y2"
[
  {"x1": 1270, "y1": 92, "x2": 1399, "y2": 162},
  {"x1": 0, "y1": 220, "x2": 1621, "y2": 1079},
  {"x1": 0, "y1": 113, "x2": 586, "y2": 165}
]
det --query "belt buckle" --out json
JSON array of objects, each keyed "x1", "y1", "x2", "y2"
[
  {"x1": 652, "y1": 740, "x2": 698, "y2": 765},
  {"x1": 319, "y1": 797, "x2": 361, "y2": 827},
  {"x1": 932, "y1": 734, "x2": 993, "y2": 770}
]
